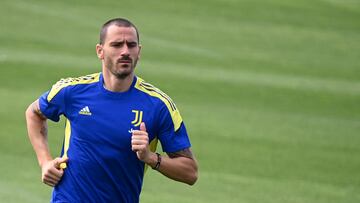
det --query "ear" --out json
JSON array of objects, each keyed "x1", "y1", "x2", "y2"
[
  {"x1": 96, "y1": 44, "x2": 104, "y2": 60},
  {"x1": 137, "y1": 44, "x2": 142, "y2": 59}
]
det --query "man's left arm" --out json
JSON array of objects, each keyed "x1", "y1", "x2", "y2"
[
  {"x1": 149, "y1": 148, "x2": 198, "y2": 185},
  {"x1": 131, "y1": 123, "x2": 198, "y2": 185}
]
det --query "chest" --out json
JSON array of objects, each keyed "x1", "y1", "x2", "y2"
[{"x1": 68, "y1": 94, "x2": 158, "y2": 148}]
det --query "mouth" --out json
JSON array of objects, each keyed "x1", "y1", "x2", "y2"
[
  {"x1": 118, "y1": 60, "x2": 131, "y2": 64},
  {"x1": 117, "y1": 58, "x2": 132, "y2": 64}
]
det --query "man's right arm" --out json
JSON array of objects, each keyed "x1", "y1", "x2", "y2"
[
  {"x1": 25, "y1": 99, "x2": 52, "y2": 167},
  {"x1": 25, "y1": 99, "x2": 67, "y2": 187}
]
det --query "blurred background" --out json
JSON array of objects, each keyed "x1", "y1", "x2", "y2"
[{"x1": 0, "y1": 0, "x2": 359, "y2": 202}]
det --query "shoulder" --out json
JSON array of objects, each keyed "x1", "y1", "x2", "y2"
[
  {"x1": 134, "y1": 77, "x2": 176, "y2": 110},
  {"x1": 134, "y1": 77, "x2": 183, "y2": 131},
  {"x1": 47, "y1": 73, "x2": 100, "y2": 102}
]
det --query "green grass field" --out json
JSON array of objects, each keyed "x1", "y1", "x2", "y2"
[{"x1": 1, "y1": 0, "x2": 359, "y2": 202}]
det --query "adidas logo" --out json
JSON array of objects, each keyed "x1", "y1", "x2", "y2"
[{"x1": 79, "y1": 106, "x2": 92, "y2": 116}]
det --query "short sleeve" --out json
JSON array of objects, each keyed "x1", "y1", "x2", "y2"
[
  {"x1": 157, "y1": 104, "x2": 191, "y2": 153},
  {"x1": 39, "y1": 86, "x2": 68, "y2": 122}
]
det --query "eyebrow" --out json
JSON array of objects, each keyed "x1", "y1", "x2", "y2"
[{"x1": 109, "y1": 40, "x2": 138, "y2": 45}]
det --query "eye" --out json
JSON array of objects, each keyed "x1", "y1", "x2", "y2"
[
  {"x1": 127, "y1": 42, "x2": 137, "y2": 48},
  {"x1": 112, "y1": 43, "x2": 121, "y2": 47},
  {"x1": 110, "y1": 42, "x2": 124, "y2": 48}
]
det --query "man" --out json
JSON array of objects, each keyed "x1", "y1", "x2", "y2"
[{"x1": 25, "y1": 18, "x2": 198, "y2": 203}]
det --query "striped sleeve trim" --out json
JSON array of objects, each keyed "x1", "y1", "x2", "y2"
[
  {"x1": 47, "y1": 73, "x2": 100, "y2": 102},
  {"x1": 135, "y1": 77, "x2": 183, "y2": 131}
]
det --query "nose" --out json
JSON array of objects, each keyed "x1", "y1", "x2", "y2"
[{"x1": 121, "y1": 44, "x2": 130, "y2": 56}]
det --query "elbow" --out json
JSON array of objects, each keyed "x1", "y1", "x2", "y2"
[
  {"x1": 187, "y1": 170, "x2": 198, "y2": 186},
  {"x1": 186, "y1": 162, "x2": 198, "y2": 186}
]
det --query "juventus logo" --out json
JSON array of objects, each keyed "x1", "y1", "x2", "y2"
[{"x1": 131, "y1": 110, "x2": 143, "y2": 127}]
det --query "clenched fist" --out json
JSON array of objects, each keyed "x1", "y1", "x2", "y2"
[
  {"x1": 41, "y1": 157, "x2": 68, "y2": 187},
  {"x1": 131, "y1": 122, "x2": 151, "y2": 162}
]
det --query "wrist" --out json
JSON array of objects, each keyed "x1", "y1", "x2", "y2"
[
  {"x1": 39, "y1": 156, "x2": 52, "y2": 168},
  {"x1": 145, "y1": 152, "x2": 160, "y2": 169},
  {"x1": 151, "y1": 153, "x2": 161, "y2": 170}
]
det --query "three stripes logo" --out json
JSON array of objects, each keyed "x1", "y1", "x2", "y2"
[
  {"x1": 131, "y1": 110, "x2": 143, "y2": 126},
  {"x1": 79, "y1": 106, "x2": 92, "y2": 116}
]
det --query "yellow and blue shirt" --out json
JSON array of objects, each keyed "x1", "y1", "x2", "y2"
[{"x1": 39, "y1": 72, "x2": 191, "y2": 203}]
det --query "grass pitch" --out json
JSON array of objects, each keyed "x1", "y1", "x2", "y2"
[{"x1": 0, "y1": 0, "x2": 359, "y2": 202}]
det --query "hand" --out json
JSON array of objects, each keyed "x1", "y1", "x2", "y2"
[
  {"x1": 41, "y1": 157, "x2": 68, "y2": 187},
  {"x1": 131, "y1": 122, "x2": 151, "y2": 162}
]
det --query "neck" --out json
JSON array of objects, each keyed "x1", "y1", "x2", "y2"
[{"x1": 102, "y1": 71, "x2": 134, "y2": 92}]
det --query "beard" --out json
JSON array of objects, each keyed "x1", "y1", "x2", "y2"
[{"x1": 105, "y1": 56, "x2": 139, "y2": 79}]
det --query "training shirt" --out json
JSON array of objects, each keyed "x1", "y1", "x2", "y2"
[{"x1": 38, "y1": 72, "x2": 191, "y2": 203}]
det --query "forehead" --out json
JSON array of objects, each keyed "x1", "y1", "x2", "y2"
[{"x1": 105, "y1": 25, "x2": 138, "y2": 43}]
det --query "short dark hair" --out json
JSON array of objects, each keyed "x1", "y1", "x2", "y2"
[{"x1": 99, "y1": 18, "x2": 140, "y2": 45}]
